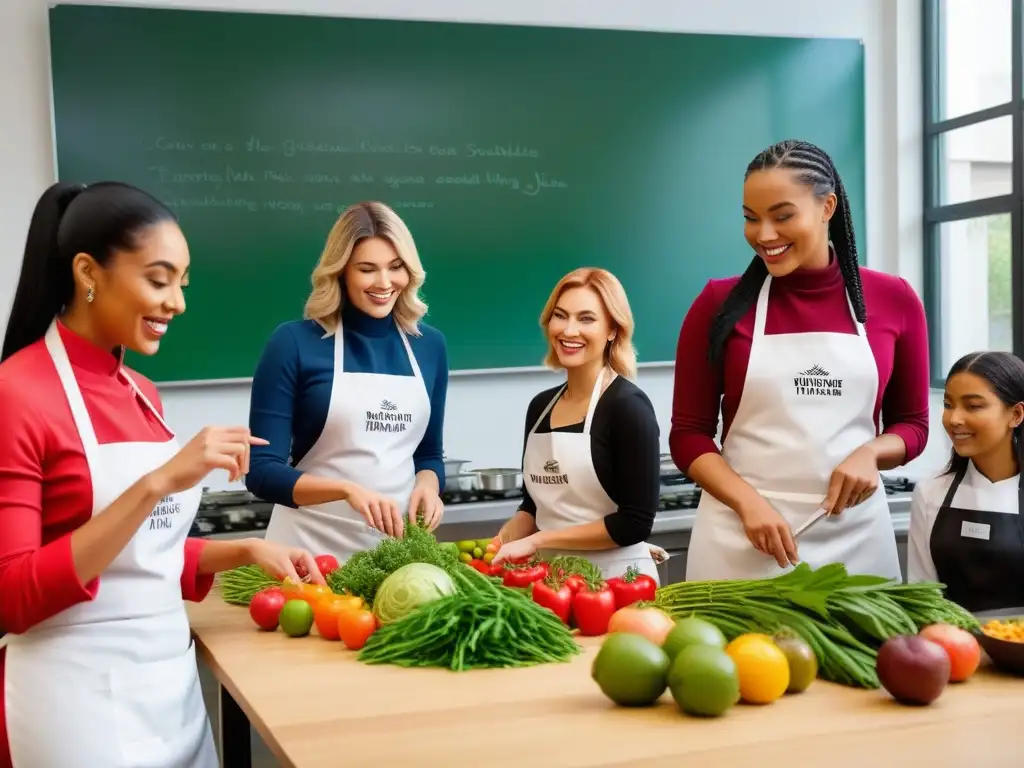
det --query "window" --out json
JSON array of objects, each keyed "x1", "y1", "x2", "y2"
[{"x1": 923, "y1": 0, "x2": 1021, "y2": 385}]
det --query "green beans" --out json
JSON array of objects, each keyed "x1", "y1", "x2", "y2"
[
  {"x1": 217, "y1": 565, "x2": 281, "y2": 605},
  {"x1": 358, "y1": 565, "x2": 581, "y2": 671},
  {"x1": 653, "y1": 562, "x2": 979, "y2": 689}
]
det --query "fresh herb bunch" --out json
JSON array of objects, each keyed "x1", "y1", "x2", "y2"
[
  {"x1": 654, "y1": 562, "x2": 980, "y2": 689},
  {"x1": 327, "y1": 523, "x2": 459, "y2": 606}
]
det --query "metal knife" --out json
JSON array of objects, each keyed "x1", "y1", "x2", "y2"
[{"x1": 793, "y1": 507, "x2": 830, "y2": 539}]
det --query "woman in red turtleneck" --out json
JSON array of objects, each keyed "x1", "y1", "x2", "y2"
[
  {"x1": 672, "y1": 140, "x2": 930, "y2": 582},
  {"x1": 0, "y1": 181, "x2": 324, "y2": 768}
]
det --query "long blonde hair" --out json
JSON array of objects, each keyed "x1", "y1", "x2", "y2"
[
  {"x1": 539, "y1": 267, "x2": 638, "y2": 379},
  {"x1": 304, "y1": 202, "x2": 427, "y2": 335}
]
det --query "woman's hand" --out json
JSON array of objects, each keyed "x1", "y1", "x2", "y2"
[
  {"x1": 823, "y1": 445, "x2": 879, "y2": 515},
  {"x1": 408, "y1": 483, "x2": 444, "y2": 531},
  {"x1": 247, "y1": 539, "x2": 326, "y2": 585},
  {"x1": 150, "y1": 426, "x2": 268, "y2": 495},
  {"x1": 342, "y1": 482, "x2": 404, "y2": 538},
  {"x1": 738, "y1": 498, "x2": 799, "y2": 568},
  {"x1": 491, "y1": 535, "x2": 538, "y2": 567}
]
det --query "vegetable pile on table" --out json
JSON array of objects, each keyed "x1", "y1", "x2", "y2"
[
  {"x1": 653, "y1": 562, "x2": 980, "y2": 689},
  {"x1": 217, "y1": 525, "x2": 585, "y2": 671}
]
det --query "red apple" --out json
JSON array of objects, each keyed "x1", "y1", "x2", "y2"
[
  {"x1": 249, "y1": 587, "x2": 287, "y2": 631},
  {"x1": 876, "y1": 635, "x2": 950, "y2": 705},
  {"x1": 919, "y1": 623, "x2": 982, "y2": 682}
]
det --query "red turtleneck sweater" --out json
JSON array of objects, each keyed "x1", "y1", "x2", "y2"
[{"x1": 669, "y1": 258, "x2": 931, "y2": 474}]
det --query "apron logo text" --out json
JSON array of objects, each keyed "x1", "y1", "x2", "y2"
[
  {"x1": 794, "y1": 365, "x2": 844, "y2": 397},
  {"x1": 149, "y1": 495, "x2": 182, "y2": 530},
  {"x1": 366, "y1": 399, "x2": 413, "y2": 433},
  {"x1": 530, "y1": 472, "x2": 569, "y2": 485}
]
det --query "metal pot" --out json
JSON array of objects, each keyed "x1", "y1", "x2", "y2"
[
  {"x1": 443, "y1": 457, "x2": 470, "y2": 477},
  {"x1": 445, "y1": 473, "x2": 478, "y2": 493},
  {"x1": 472, "y1": 468, "x2": 523, "y2": 493}
]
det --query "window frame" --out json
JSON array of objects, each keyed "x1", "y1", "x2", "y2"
[{"x1": 922, "y1": 0, "x2": 1024, "y2": 388}]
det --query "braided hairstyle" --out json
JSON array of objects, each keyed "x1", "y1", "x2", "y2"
[{"x1": 706, "y1": 139, "x2": 866, "y2": 362}]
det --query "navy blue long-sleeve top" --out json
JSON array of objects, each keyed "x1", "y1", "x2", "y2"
[{"x1": 245, "y1": 303, "x2": 449, "y2": 506}]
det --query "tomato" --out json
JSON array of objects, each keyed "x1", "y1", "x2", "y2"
[
  {"x1": 313, "y1": 596, "x2": 353, "y2": 641},
  {"x1": 919, "y1": 623, "x2": 982, "y2": 682},
  {"x1": 338, "y1": 609, "x2": 378, "y2": 650},
  {"x1": 607, "y1": 606, "x2": 675, "y2": 645},
  {"x1": 606, "y1": 566, "x2": 657, "y2": 609},
  {"x1": 562, "y1": 574, "x2": 588, "y2": 594},
  {"x1": 468, "y1": 559, "x2": 492, "y2": 575},
  {"x1": 572, "y1": 585, "x2": 616, "y2": 636},
  {"x1": 502, "y1": 563, "x2": 548, "y2": 589},
  {"x1": 249, "y1": 587, "x2": 287, "y2": 631},
  {"x1": 314, "y1": 554, "x2": 340, "y2": 576},
  {"x1": 531, "y1": 581, "x2": 572, "y2": 623}
]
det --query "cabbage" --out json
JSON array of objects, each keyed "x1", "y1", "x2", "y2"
[{"x1": 372, "y1": 562, "x2": 457, "y2": 625}]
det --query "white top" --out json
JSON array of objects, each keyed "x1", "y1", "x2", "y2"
[{"x1": 907, "y1": 461, "x2": 1020, "y2": 582}]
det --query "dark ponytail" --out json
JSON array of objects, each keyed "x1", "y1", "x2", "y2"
[
  {"x1": 707, "y1": 139, "x2": 866, "y2": 362},
  {"x1": 2, "y1": 181, "x2": 177, "y2": 362},
  {"x1": 942, "y1": 351, "x2": 1024, "y2": 477}
]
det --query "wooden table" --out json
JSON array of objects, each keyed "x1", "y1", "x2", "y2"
[{"x1": 188, "y1": 596, "x2": 1024, "y2": 767}]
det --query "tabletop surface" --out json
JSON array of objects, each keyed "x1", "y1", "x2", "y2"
[{"x1": 188, "y1": 594, "x2": 1024, "y2": 767}]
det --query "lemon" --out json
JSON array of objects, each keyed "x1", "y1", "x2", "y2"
[{"x1": 725, "y1": 634, "x2": 790, "y2": 705}]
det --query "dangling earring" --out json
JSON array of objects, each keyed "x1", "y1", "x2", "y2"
[{"x1": 86, "y1": 285, "x2": 95, "y2": 303}]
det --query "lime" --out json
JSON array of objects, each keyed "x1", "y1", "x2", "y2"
[
  {"x1": 773, "y1": 633, "x2": 818, "y2": 693},
  {"x1": 476, "y1": 539, "x2": 493, "y2": 550},
  {"x1": 667, "y1": 644, "x2": 740, "y2": 717},
  {"x1": 279, "y1": 599, "x2": 314, "y2": 638},
  {"x1": 592, "y1": 633, "x2": 670, "y2": 707},
  {"x1": 472, "y1": 547, "x2": 484, "y2": 558},
  {"x1": 458, "y1": 552, "x2": 473, "y2": 564},
  {"x1": 662, "y1": 617, "x2": 727, "y2": 661},
  {"x1": 456, "y1": 540, "x2": 477, "y2": 553}
]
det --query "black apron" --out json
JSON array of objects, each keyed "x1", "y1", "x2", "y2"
[{"x1": 929, "y1": 463, "x2": 1024, "y2": 612}]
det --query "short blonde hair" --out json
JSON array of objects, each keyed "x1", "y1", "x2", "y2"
[
  {"x1": 304, "y1": 202, "x2": 427, "y2": 336},
  {"x1": 539, "y1": 267, "x2": 638, "y2": 379}
]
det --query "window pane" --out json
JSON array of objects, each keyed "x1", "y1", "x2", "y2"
[
  {"x1": 940, "y1": 0, "x2": 1012, "y2": 120},
  {"x1": 937, "y1": 213, "x2": 1013, "y2": 375},
  {"x1": 937, "y1": 116, "x2": 1012, "y2": 205}
]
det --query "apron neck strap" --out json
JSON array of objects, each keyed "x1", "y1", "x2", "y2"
[
  {"x1": 939, "y1": 462, "x2": 970, "y2": 510},
  {"x1": 753, "y1": 274, "x2": 867, "y2": 338},
  {"x1": 529, "y1": 367, "x2": 615, "y2": 435}
]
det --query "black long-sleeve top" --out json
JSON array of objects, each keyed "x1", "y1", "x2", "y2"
[{"x1": 518, "y1": 376, "x2": 661, "y2": 546}]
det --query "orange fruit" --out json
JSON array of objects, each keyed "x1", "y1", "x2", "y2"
[
  {"x1": 313, "y1": 596, "x2": 350, "y2": 641},
  {"x1": 725, "y1": 634, "x2": 790, "y2": 704}
]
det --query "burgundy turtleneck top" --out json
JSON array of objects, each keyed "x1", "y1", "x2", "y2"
[{"x1": 669, "y1": 257, "x2": 931, "y2": 474}]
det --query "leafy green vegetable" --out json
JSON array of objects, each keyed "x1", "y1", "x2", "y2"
[
  {"x1": 218, "y1": 565, "x2": 281, "y2": 606},
  {"x1": 373, "y1": 562, "x2": 457, "y2": 624},
  {"x1": 654, "y1": 562, "x2": 979, "y2": 689},
  {"x1": 326, "y1": 523, "x2": 459, "y2": 606},
  {"x1": 358, "y1": 565, "x2": 581, "y2": 670}
]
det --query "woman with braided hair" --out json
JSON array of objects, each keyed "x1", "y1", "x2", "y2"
[{"x1": 672, "y1": 139, "x2": 930, "y2": 582}]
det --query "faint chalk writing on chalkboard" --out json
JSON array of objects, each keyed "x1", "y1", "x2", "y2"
[{"x1": 143, "y1": 135, "x2": 569, "y2": 214}]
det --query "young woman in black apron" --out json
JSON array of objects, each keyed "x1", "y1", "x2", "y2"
[{"x1": 907, "y1": 351, "x2": 1024, "y2": 612}]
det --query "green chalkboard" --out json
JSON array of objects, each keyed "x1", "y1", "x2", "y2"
[{"x1": 48, "y1": 5, "x2": 865, "y2": 383}]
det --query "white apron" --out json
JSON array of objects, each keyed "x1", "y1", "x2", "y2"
[
  {"x1": 4, "y1": 321, "x2": 215, "y2": 768},
  {"x1": 524, "y1": 371, "x2": 659, "y2": 582},
  {"x1": 686, "y1": 276, "x2": 901, "y2": 582},
  {"x1": 265, "y1": 319, "x2": 431, "y2": 560}
]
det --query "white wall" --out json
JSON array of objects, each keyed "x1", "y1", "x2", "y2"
[{"x1": 0, "y1": 0, "x2": 949, "y2": 489}]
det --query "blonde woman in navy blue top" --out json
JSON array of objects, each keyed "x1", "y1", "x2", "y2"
[{"x1": 246, "y1": 202, "x2": 449, "y2": 560}]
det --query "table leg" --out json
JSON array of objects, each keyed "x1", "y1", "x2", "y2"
[{"x1": 219, "y1": 683, "x2": 252, "y2": 768}]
